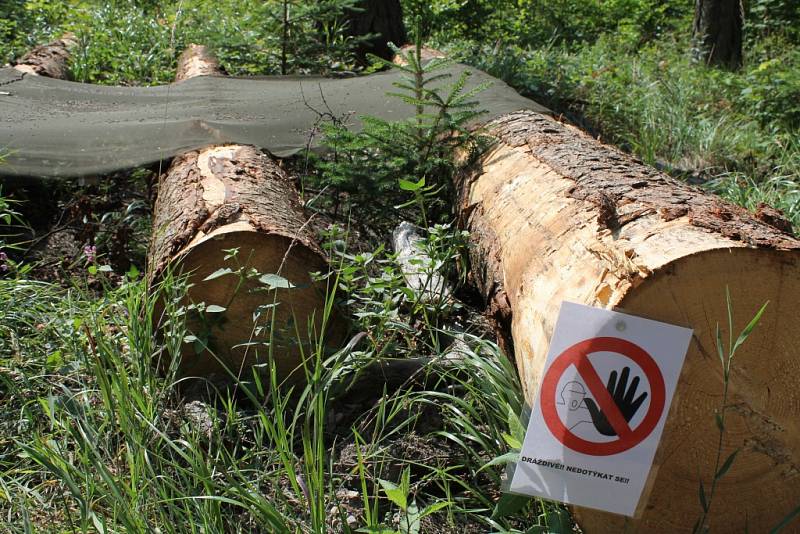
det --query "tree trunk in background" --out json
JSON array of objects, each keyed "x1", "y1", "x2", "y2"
[
  {"x1": 345, "y1": 0, "x2": 407, "y2": 62},
  {"x1": 13, "y1": 33, "x2": 78, "y2": 79},
  {"x1": 692, "y1": 0, "x2": 744, "y2": 69},
  {"x1": 150, "y1": 45, "x2": 340, "y2": 385},
  {"x1": 458, "y1": 110, "x2": 800, "y2": 532}
]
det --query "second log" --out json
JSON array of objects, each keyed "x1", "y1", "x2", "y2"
[{"x1": 150, "y1": 45, "x2": 340, "y2": 385}]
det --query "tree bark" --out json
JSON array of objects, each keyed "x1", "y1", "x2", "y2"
[
  {"x1": 13, "y1": 33, "x2": 78, "y2": 79},
  {"x1": 458, "y1": 110, "x2": 800, "y2": 532},
  {"x1": 150, "y1": 45, "x2": 339, "y2": 384},
  {"x1": 345, "y1": 0, "x2": 408, "y2": 62},
  {"x1": 692, "y1": 0, "x2": 744, "y2": 69}
]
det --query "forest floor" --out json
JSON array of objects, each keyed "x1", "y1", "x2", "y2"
[{"x1": 1, "y1": 1, "x2": 798, "y2": 533}]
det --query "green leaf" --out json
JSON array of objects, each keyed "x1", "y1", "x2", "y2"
[
  {"x1": 492, "y1": 493, "x2": 529, "y2": 519},
  {"x1": 126, "y1": 264, "x2": 140, "y2": 280},
  {"x1": 401, "y1": 466, "x2": 411, "y2": 495},
  {"x1": 715, "y1": 412, "x2": 725, "y2": 432},
  {"x1": 731, "y1": 301, "x2": 769, "y2": 357},
  {"x1": 502, "y1": 432, "x2": 522, "y2": 450},
  {"x1": 726, "y1": 286, "x2": 734, "y2": 351},
  {"x1": 378, "y1": 479, "x2": 407, "y2": 511},
  {"x1": 46, "y1": 350, "x2": 63, "y2": 370},
  {"x1": 479, "y1": 451, "x2": 520, "y2": 472},
  {"x1": 419, "y1": 501, "x2": 450, "y2": 519},
  {"x1": 259, "y1": 273, "x2": 295, "y2": 289},
  {"x1": 398, "y1": 177, "x2": 425, "y2": 191},
  {"x1": 545, "y1": 507, "x2": 573, "y2": 533},
  {"x1": 405, "y1": 501, "x2": 421, "y2": 534},
  {"x1": 715, "y1": 449, "x2": 739, "y2": 480},
  {"x1": 508, "y1": 404, "x2": 526, "y2": 443},
  {"x1": 203, "y1": 267, "x2": 234, "y2": 281},
  {"x1": 769, "y1": 504, "x2": 800, "y2": 533}
]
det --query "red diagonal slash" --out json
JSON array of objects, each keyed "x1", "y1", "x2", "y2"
[{"x1": 540, "y1": 336, "x2": 666, "y2": 456}]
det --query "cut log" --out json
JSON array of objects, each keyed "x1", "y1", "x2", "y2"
[
  {"x1": 13, "y1": 33, "x2": 78, "y2": 79},
  {"x1": 175, "y1": 44, "x2": 225, "y2": 81},
  {"x1": 150, "y1": 45, "x2": 339, "y2": 384},
  {"x1": 457, "y1": 110, "x2": 800, "y2": 532}
]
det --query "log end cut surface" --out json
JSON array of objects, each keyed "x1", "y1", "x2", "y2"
[
  {"x1": 173, "y1": 230, "x2": 333, "y2": 383},
  {"x1": 578, "y1": 247, "x2": 800, "y2": 532}
]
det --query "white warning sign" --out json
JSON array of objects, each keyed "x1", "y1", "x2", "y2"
[{"x1": 509, "y1": 302, "x2": 692, "y2": 516}]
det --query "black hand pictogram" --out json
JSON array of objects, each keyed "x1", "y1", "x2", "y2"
[{"x1": 584, "y1": 366, "x2": 648, "y2": 436}]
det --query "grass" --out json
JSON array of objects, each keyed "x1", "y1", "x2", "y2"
[
  {"x1": 1, "y1": 1, "x2": 799, "y2": 531},
  {"x1": 694, "y1": 289, "x2": 768, "y2": 533},
  {"x1": 0, "y1": 219, "x2": 565, "y2": 532}
]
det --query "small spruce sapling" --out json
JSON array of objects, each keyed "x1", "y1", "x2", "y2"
[{"x1": 316, "y1": 32, "x2": 491, "y2": 228}]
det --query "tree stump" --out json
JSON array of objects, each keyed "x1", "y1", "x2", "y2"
[
  {"x1": 150, "y1": 45, "x2": 339, "y2": 384},
  {"x1": 458, "y1": 110, "x2": 800, "y2": 532}
]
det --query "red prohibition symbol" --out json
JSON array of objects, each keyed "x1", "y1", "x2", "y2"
[{"x1": 540, "y1": 337, "x2": 666, "y2": 456}]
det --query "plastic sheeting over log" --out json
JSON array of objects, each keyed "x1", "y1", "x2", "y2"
[{"x1": 0, "y1": 65, "x2": 547, "y2": 179}]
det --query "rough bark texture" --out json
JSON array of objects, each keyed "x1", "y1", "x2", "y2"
[
  {"x1": 345, "y1": 0, "x2": 407, "y2": 61},
  {"x1": 150, "y1": 46, "x2": 338, "y2": 384},
  {"x1": 150, "y1": 145, "x2": 323, "y2": 277},
  {"x1": 692, "y1": 0, "x2": 744, "y2": 69},
  {"x1": 458, "y1": 110, "x2": 800, "y2": 532},
  {"x1": 12, "y1": 33, "x2": 78, "y2": 79}
]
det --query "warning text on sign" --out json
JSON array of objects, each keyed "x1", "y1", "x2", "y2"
[{"x1": 519, "y1": 456, "x2": 631, "y2": 484}]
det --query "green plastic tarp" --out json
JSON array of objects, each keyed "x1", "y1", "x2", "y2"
[{"x1": 0, "y1": 64, "x2": 547, "y2": 179}]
